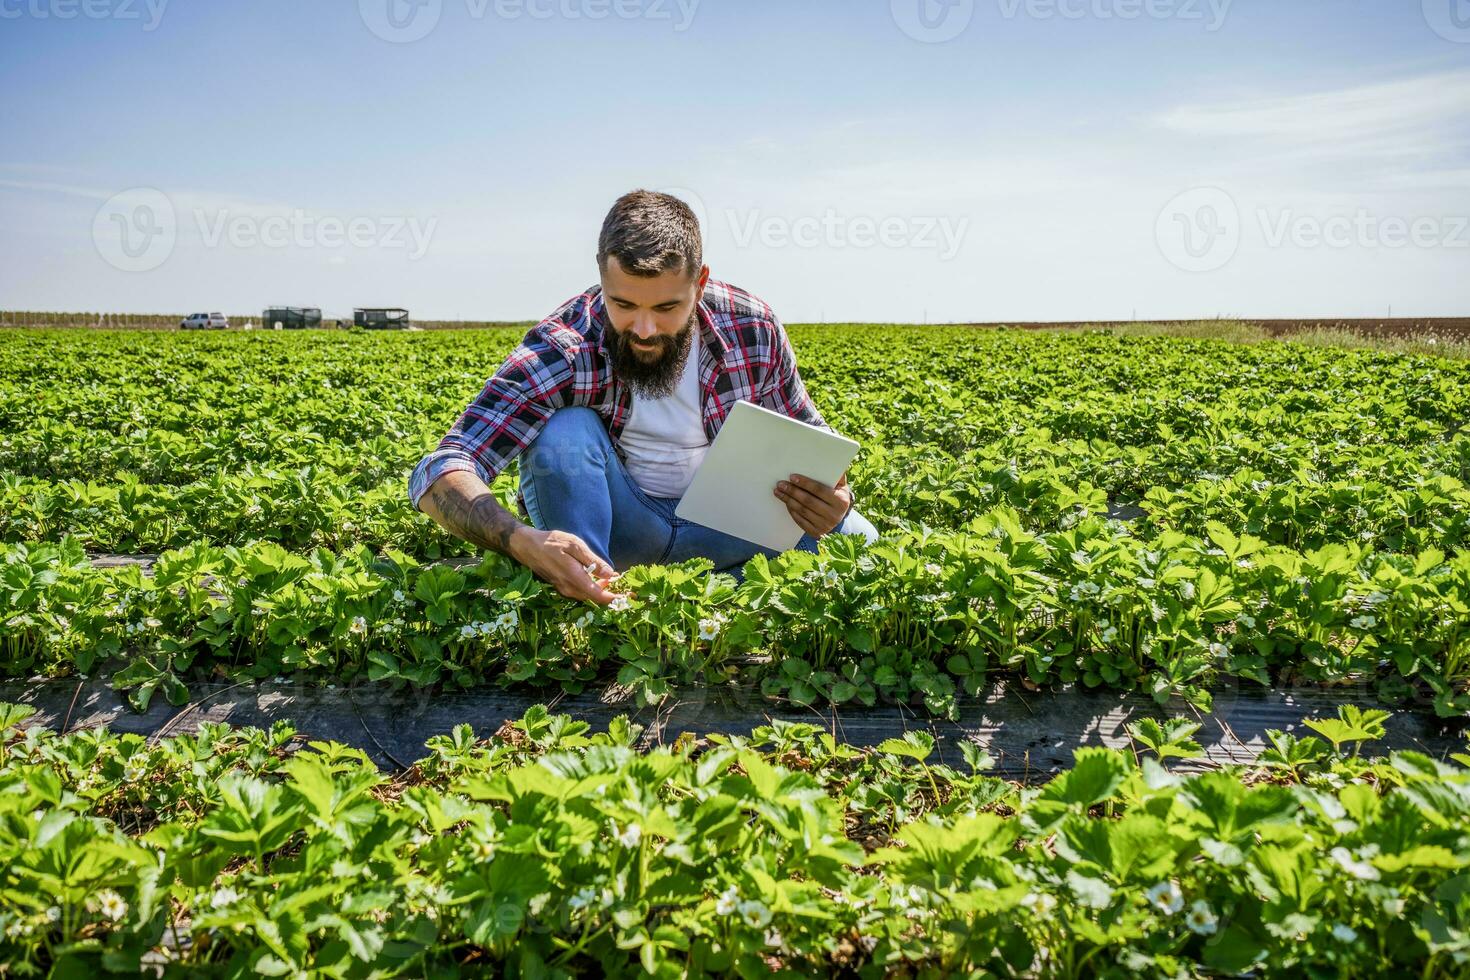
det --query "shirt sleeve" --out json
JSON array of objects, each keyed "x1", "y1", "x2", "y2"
[
  {"x1": 758, "y1": 315, "x2": 828, "y2": 430},
  {"x1": 408, "y1": 328, "x2": 575, "y2": 510}
]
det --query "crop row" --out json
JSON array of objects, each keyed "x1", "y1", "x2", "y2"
[
  {"x1": 5, "y1": 330, "x2": 1467, "y2": 579},
  {"x1": 4, "y1": 446, "x2": 1467, "y2": 562},
  {"x1": 5, "y1": 509, "x2": 1468, "y2": 717},
  {"x1": 4, "y1": 329, "x2": 1464, "y2": 472},
  {"x1": 3, "y1": 700, "x2": 1468, "y2": 977}
]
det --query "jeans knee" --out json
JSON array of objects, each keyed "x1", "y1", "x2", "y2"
[{"x1": 522, "y1": 407, "x2": 609, "y2": 479}]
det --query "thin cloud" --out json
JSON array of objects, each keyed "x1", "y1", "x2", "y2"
[{"x1": 1156, "y1": 69, "x2": 1470, "y2": 146}]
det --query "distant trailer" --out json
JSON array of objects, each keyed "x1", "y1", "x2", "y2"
[
  {"x1": 353, "y1": 307, "x2": 410, "y2": 330},
  {"x1": 263, "y1": 307, "x2": 322, "y2": 330}
]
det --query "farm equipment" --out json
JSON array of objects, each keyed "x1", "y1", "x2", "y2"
[
  {"x1": 262, "y1": 306, "x2": 322, "y2": 330},
  {"x1": 353, "y1": 307, "x2": 411, "y2": 330}
]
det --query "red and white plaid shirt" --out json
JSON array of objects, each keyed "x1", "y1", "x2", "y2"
[{"x1": 409, "y1": 279, "x2": 827, "y2": 509}]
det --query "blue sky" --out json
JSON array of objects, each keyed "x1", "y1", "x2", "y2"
[{"x1": 2, "y1": 0, "x2": 1467, "y2": 322}]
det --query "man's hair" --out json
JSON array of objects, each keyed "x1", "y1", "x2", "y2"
[{"x1": 597, "y1": 190, "x2": 702, "y2": 278}]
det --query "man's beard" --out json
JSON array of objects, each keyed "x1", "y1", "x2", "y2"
[{"x1": 607, "y1": 312, "x2": 695, "y2": 398}]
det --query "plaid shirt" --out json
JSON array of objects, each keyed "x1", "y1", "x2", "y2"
[{"x1": 408, "y1": 279, "x2": 827, "y2": 510}]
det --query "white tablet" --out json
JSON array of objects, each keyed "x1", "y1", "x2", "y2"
[{"x1": 675, "y1": 400, "x2": 860, "y2": 551}]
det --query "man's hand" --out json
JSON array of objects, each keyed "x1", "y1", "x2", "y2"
[
  {"x1": 774, "y1": 472, "x2": 852, "y2": 538},
  {"x1": 509, "y1": 527, "x2": 621, "y2": 605},
  {"x1": 418, "y1": 470, "x2": 620, "y2": 605}
]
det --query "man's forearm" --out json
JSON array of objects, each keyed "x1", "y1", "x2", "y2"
[{"x1": 419, "y1": 470, "x2": 527, "y2": 558}]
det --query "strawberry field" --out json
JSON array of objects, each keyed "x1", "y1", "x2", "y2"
[{"x1": 3, "y1": 324, "x2": 1470, "y2": 976}]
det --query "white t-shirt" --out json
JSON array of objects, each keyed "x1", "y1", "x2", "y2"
[{"x1": 619, "y1": 346, "x2": 709, "y2": 498}]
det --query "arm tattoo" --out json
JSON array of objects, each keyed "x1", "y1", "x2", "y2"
[{"x1": 426, "y1": 483, "x2": 525, "y2": 556}]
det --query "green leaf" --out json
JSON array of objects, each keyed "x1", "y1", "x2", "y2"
[
  {"x1": 877, "y1": 731, "x2": 936, "y2": 762},
  {"x1": 0, "y1": 702, "x2": 37, "y2": 732}
]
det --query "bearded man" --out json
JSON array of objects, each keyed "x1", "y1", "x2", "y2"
[{"x1": 409, "y1": 190, "x2": 879, "y2": 605}]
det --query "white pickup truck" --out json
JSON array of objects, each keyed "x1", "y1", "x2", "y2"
[{"x1": 180, "y1": 312, "x2": 229, "y2": 330}]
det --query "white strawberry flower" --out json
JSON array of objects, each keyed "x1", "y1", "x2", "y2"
[
  {"x1": 737, "y1": 898, "x2": 771, "y2": 928},
  {"x1": 608, "y1": 595, "x2": 632, "y2": 613},
  {"x1": 1020, "y1": 891, "x2": 1057, "y2": 914},
  {"x1": 1185, "y1": 900, "x2": 1217, "y2": 935},
  {"x1": 698, "y1": 615, "x2": 725, "y2": 642},
  {"x1": 612, "y1": 820, "x2": 642, "y2": 848},
  {"x1": 715, "y1": 884, "x2": 739, "y2": 916},
  {"x1": 1145, "y1": 881, "x2": 1184, "y2": 915},
  {"x1": 95, "y1": 889, "x2": 127, "y2": 921},
  {"x1": 349, "y1": 617, "x2": 367, "y2": 636},
  {"x1": 1332, "y1": 923, "x2": 1358, "y2": 942}
]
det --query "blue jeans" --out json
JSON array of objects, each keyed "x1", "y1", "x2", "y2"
[{"x1": 518, "y1": 407, "x2": 879, "y2": 576}]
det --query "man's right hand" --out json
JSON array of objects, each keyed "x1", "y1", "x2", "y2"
[
  {"x1": 418, "y1": 470, "x2": 622, "y2": 606},
  {"x1": 509, "y1": 527, "x2": 621, "y2": 605}
]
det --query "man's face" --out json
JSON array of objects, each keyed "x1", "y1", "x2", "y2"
[{"x1": 600, "y1": 255, "x2": 710, "y2": 397}]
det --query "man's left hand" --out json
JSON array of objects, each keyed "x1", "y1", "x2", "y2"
[{"x1": 775, "y1": 472, "x2": 852, "y2": 538}]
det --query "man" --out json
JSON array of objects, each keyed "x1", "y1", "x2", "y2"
[{"x1": 409, "y1": 190, "x2": 879, "y2": 606}]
